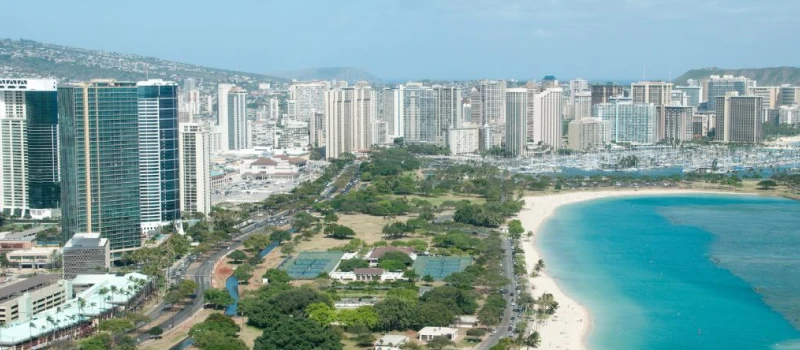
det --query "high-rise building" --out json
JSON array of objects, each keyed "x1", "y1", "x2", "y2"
[
  {"x1": 309, "y1": 110, "x2": 326, "y2": 147},
  {"x1": 433, "y1": 86, "x2": 462, "y2": 145},
  {"x1": 704, "y1": 75, "x2": 755, "y2": 111},
  {"x1": 631, "y1": 81, "x2": 672, "y2": 105},
  {"x1": 569, "y1": 79, "x2": 590, "y2": 98},
  {"x1": 460, "y1": 99, "x2": 472, "y2": 129},
  {"x1": 468, "y1": 87, "x2": 482, "y2": 125},
  {"x1": 777, "y1": 105, "x2": 799, "y2": 124},
  {"x1": 591, "y1": 83, "x2": 625, "y2": 106},
  {"x1": 379, "y1": 88, "x2": 402, "y2": 140},
  {"x1": 62, "y1": 232, "x2": 110, "y2": 279},
  {"x1": 479, "y1": 124, "x2": 493, "y2": 152},
  {"x1": 532, "y1": 88, "x2": 564, "y2": 150},
  {"x1": 714, "y1": 92, "x2": 763, "y2": 143},
  {"x1": 0, "y1": 79, "x2": 59, "y2": 218},
  {"x1": 325, "y1": 87, "x2": 375, "y2": 159},
  {"x1": 179, "y1": 123, "x2": 211, "y2": 216},
  {"x1": 59, "y1": 81, "x2": 143, "y2": 255},
  {"x1": 447, "y1": 124, "x2": 480, "y2": 155},
  {"x1": 778, "y1": 86, "x2": 800, "y2": 107},
  {"x1": 402, "y1": 83, "x2": 437, "y2": 144},
  {"x1": 474, "y1": 80, "x2": 506, "y2": 146},
  {"x1": 594, "y1": 99, "x2": 658, "y2": 144},
  {"x1": 269, "y1": 98, "x2": 279, "y2": 119},
  {"x1": 226, "y1": 87, "x2": 247, "y2": 150},
  {"x1": 137, "y1": 80, "x2": 180, "y2": 232},
  {"x1": 573, "y1": 92, "x2": 592, "y2": 120},
  {"x1": 674, "y1": 86, "x2": 702, "y2": 107},
  {"x1": 658, "y1": 105, "x2": 694, "y2": 142},
  {"x1": 748, "y1": 86, "x2": 779, "y2": 109},
  {"x1": 290, "y1": 81, "x2": 326, "y2": 123},
  {"x1": 568, "y1": 118, "x2": 610, "y2": 151},
  {"x1": 505, "y1": 88, "x2": 528, "y2": 157},
  {"x1": 216, "y1": 83, "x2": 233, "y2": 151}
]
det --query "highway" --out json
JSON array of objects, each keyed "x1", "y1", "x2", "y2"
[
  {"x1": 141, "y1": 163, "x2": 359, "y2": 345},
  {"x1": 478, "y1": 237, "x2": 518, "y2": 350}
]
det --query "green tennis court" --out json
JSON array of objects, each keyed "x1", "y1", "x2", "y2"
[
  {"x1": 412, "y1": 256, "x2": 472, "y2": 280},
  {"x1": 280, "y1": 251, "x2": 344, "y2": 279}
]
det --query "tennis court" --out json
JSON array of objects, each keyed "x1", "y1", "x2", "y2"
[
  {"x1": 280, "y1": 251, "x2": 345, "y2": 279},
  {"x1": 412, "y1": 256, "x2": 472, "y2": 280}
]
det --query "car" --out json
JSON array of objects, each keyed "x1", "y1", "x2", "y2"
[
  {"x1": 507, "y1": 325, "x2": 513, "y2": 332},
  {"x1": 511, "y1": 316, "x2": 516, "y2": 321}
]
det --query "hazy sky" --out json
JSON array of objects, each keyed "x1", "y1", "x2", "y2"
[{"x1": 5, "y1": 0, "x2": 799, "y2": 81}]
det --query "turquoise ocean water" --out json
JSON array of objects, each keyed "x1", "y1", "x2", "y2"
[{"x1": 538, "y1": 194, "x2": 800, "y2": 350}]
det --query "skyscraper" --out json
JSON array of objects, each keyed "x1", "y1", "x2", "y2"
[
  {"x1": 714, "y1": 92, "x2": 763, "y2": 143},
  {"x1": 573, "y1": 92, "x2": 592, "y2": 120},
  {"x1": 179, "y1": 123, "x2": 211, "y2": 216},
  {"x1": 227, "y1": 87, "x2": 247, "y2": 150},
  {"x1": 474, "y1": 80, "x2": 506, "y2": 146},
  {"x1": 137, "y1": 80, "x2": 180, "y2": 231},
  {"x1": 59, "y1": 80, "x2": 142, "y2": 255},
  {"x1": 594, "y1": 99, "x2": 658, "y2": 144},
  {"x1": 591, "y1": 83, "x2": 625, "y2": 106},
  {"x1": 505, "y1": 88, "x2": 528, "y2": 157},
  {"x1": 658, "y1": 105, "x2": 694, "y2": 143},
  {"x1": 433, "y1": 86, "x2": 462, "y2": 145},
  {"x1": 402, "y1": 83, "x2": 437, "y2": 144},
  {"x1": 747, "y1": 86, "x2": 780, "y2": 109},
  {"x1": 532, "y1": 88, "x2": 564, "y2": 150},
  {"x1": 704, "y1": 75, "x2": 755, "y2": 111},
  {"x1": 290, "y1": 81, "x2": 326, "y2": 123},
  {"x1": 631, "y1": 81, "x2": 673, "y2": 105},
  {"x1": 216, "y1": 83, "x2": 233, "y2": 151},
  {"x1": 674, "y1": 86, "x2": 702, "y2": 108},
  {"x1": 0, "y1": 78, "x2": 59, "y2": 218},
  {"x1": 325, "y1": 87, "x2": 375, "y2": 159},
  {"x1": 568, "y1": 118, "x2": 610, "y2": 151}
]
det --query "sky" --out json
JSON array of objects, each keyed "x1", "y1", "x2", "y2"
[{"x1": 5, "y1": 0, "x2": 799, "y2": 81}]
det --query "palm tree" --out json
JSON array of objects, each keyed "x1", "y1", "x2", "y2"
[
  {"x1": 98, "y1": 287, "x2": 109, "y2": 309},
  {"x1": 29, "y1": 321, "x2": 36, "y2": 345},
  {"x1": 46, "y1": 315, "x2": 56, "y2": 341},
  {"x1": 76, "y1": 298, "x2": 86, "y2": 318},
  {"x1": 524, "y1": 331, "x2": 542, "y2": 349}
]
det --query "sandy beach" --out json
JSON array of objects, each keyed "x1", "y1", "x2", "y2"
[{"x1": 517, "y1": 189, "x2": 734, "y2": 350}]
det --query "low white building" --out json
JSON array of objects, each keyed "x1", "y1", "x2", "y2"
[
  {"x1": 375, "y1": 334, "x2": 409, "y2": 350},
  {"x1": 418, "y1": 327, "x2": 458, "y2": 341},
  {"x1": 7, "y1": 247, "x2": 60, "y2": 268},
  {"x1": 453, "y1": 315, "x2": 479, "y2": 328},
  {"x1": 244, "y1": 155, "x2": 308, "y2": 181}
]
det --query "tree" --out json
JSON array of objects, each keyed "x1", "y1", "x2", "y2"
[
  {"x1": 330, "y1": 225, "x2": 356, "y2": 239},
  {"x1": 306, "y1": 302, "x2": 336, "y2": 326},
  {"x1": 293, "y1": 212, "x2": 318, "y2": 232},
  {"x1": 757, "y1": 179, "x2": 778, "y2": 190},
  {"x1": 525, "y1": 331, "x2": 542, "y2": 348},
  {"x1": 417, "y1": 302, "x2": 456, "y2": 327},
  {"x1": 244, "y1": 234, "x2": 273, "y2": 251},
  {"x1": 508, "y1": 219, "x2": 524, "y2": 239},
  {"x1": 263, "y1": 268, "x2": 291, "y2": 284},
  {"x1": 234, "y1": 264, "x2": 254, "y2": 283},
  {"x1": 178, "y1": 279, "x2": 198, "y2": 298},
  {"x1": 98, "y1": 318, "x2": 135, "y2": 334},
  {"x1": 374, "y1": 297, "x2": 419, "y2": 331},
  {"x1": 193, "y1": 331, "x2": 248, "y2": 350},
  {"x1": 378, "y1": 259, "x2": 406, "y2": 272},
  {"x1": 270, "y1": 230, "x2": 292, "y2": 243},
  {"x1": 423, "y1": 275, "x2": 434, "y2": 283},
  {"x1": 79, "y1": 333, "x2": 112, "y2": 350},
  {"x1": 379, "y1": 251, "x2": 413, "y2": 266},
  {"x1": 353, "y1": 332, "x2": 376, "y2": 347},
  {"x1": 280, "y1": 243, "x2": 296, "y2": 256},
  {"x1": 270, "y1": 286, "x2": 332, "y2": 316},
  {"x1": 403, "y1": 269, "x2": 419, "y2": 281},
  {"x1": 190, "y1": 313, "x2": 240, "y2": 338},
  {"x1": 148, "y1": 326, "x2": 164, "y2": 339},
  {"x1": 203, "y1": 288, "x2": 234, "y2": 309},
  {"x1": 164, "y1": 291, "x2": 183, "y2": 306},
  {"x1": 337, "y1": 305, "x2": 380, "y2": 331},
  {"x1": 421, "y1": 286, "x2": 478, "y2": 315},
  {"x1": 338, "y1": 258, "x2": 369, "y2": 272},
  {"x1": 426, "y1": 337, "x2": 455, "y2": 350},
  {"x1": 253, "y1": 316, "x2": 342, "y2": 350},
  {"x1": 228, "y1": 250, "x2": 248, "y2": 263}
]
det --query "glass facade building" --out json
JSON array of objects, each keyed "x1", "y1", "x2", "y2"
[
  {"x1": 137, "y1": 80, "x2": 180, "y2": 231},
  {"x1": 25, "y1": 91, "x2": 60, "y2": 211},
  {"x1": 59, "y1": 81, "x2": 142, "y2": 253}
]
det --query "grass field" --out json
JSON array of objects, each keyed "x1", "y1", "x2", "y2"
[
  {"x1": 388, "y1": 194, "x2": 486, "y2": 206},
  {"x1": 239, "y1": 324, "x2": 263, "y2": 348},
  {"x1": 293, "y1": 213, "x2": 415, "y2": 252}
]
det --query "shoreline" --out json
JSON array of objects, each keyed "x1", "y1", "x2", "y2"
[{"x1": 516, "y1": 189, "x2": 743, "y2": 350}]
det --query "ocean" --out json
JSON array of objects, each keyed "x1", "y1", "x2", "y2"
[{"x1": 538, "y1": 194, "x2": 800, "y2": 350}]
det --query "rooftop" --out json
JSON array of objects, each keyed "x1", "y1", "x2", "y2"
[
  {"x1": 0, "y1": 274, "x2": 60, "y2": 302},
  {"x1": 64, "y1": 232, "x2": 108, "y2": 248},
  {"x1": 354, "y1": 268, "x2": 383, "y2": 275},
  {"x1": 0, "y1": 273, "x2": 150, "y2": 346},
  {"x1": 418, "y1": 327, "x2": 458, "y2": 336},
  {"x1": 7, "y1": 247, "x2": 60, "y2": 257}
]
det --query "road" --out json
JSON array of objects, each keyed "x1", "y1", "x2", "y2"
[
  {"x1": 140, "y1": 163, "x2": 360, "y2": 344},
  {"x1": 478, "y1": 236, "x2": 517, "y2": 350}
]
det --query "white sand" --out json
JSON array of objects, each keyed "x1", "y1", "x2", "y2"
[
  {"x1": 766, "y1": 135, "x2": 800, "y2": 146},
  {"x1": 517, "y1": 189, "x2": 734, "y2": 350}
]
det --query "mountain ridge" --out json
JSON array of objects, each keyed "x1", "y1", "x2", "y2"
[
  {"x1": 0, "y1": 38, "x2": 284, "y2": 84},
  {"x1": 675, "y1": 66, "x2": 800, "y2": 86}
]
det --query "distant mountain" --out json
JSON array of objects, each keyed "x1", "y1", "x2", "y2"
[
  {"x1": 270, "y1": 67, "x2": 380, "y2": 83},
  {"x1": 0, "y1": 38, "x2": 284, "y2": 84},
  {"x1": 675, "y1": 67, "x2": 800, "y2": 86}
]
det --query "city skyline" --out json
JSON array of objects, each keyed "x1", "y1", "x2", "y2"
[{"x1": 4, "y1": 0, "x2": 800, "y2": 81}]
